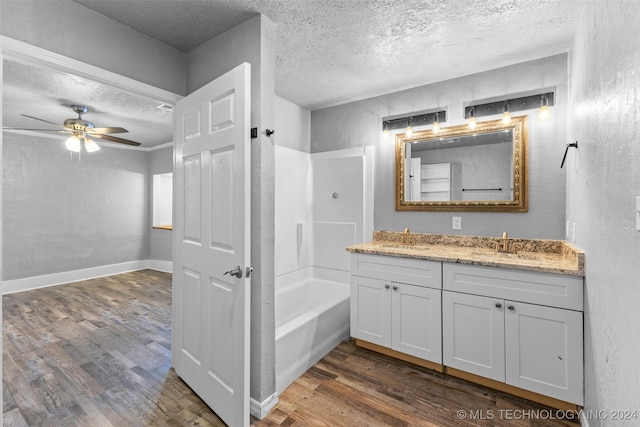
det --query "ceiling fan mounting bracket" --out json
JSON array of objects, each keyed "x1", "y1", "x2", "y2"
[{"x1": 71, "y1": 105, "x2": 89, "y2": 117}]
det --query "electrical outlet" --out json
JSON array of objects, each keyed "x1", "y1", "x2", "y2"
[{"x1": 452, "y1": 216, "x2": 462, "y2": 230}]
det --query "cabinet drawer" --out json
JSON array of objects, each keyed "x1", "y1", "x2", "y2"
[
  {"x1": 443, "y1": 263, "x2": 583, "y2": 311},
  {"x1": 352, "y1": 254, "x2": 442, "y2": 289}
]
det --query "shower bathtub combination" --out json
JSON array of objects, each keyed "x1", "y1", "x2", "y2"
[{"x1": 274, "y1": 268, "x2": 350, "y2": 392}]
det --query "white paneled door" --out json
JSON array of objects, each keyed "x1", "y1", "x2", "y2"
[{"x1": 172, "y1": 63, "x2": 251, "y2": 427}]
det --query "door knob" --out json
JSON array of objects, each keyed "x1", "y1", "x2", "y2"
[{"x1": 223, "y1": 266, "x2": 243, "y2": 278}]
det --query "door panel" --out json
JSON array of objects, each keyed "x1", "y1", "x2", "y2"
[
  {"x1": 351, "y1": 276, "x2": 391, "y2": 347},
  {"x1": 392, "y1": 283, "x2": 442, "y2": 362},
  {"x1": 443, "y1": 291, "x2": 505, "y2": 381},
  {"x1": 173, "y1": 63, "x2": 251, "y2": 427},
  {"x1": 505, "y1": 302, "x2": 583, "y2": 404}
]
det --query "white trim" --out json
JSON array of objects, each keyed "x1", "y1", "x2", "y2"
[
  {"x1": 579, "y1": 410, "x2": 589, "y2": 427},
  {"x1": 148, "y1": 259, "x2": 173, "y2": 273},
  {"x1": 0, "y1": 36, "x2": 183, "y2": 105},
  {"x1": 310, "y1": 146, "x2": 366, "y2": 160},
  {"x1": 149, "y1": 141, "x2": 174, "y2": 151},
  {"x1": 249, "y1": 393, "x2": 279, "y2": 420},
  {"x1": 2, "y1": 260, "x2": 173, "y2": 294}
]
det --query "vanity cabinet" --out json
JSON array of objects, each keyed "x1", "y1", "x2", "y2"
[
  {"x1": 442, "y1": 263, "x2": 584, "y2": 405},
  {"x1": 350, "y1": 254, "x2": 442, "y2": 363}
]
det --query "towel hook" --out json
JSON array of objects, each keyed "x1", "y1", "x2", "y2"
[{"x1": 560, "y1": 141, "x2": 578, "y2": 168}]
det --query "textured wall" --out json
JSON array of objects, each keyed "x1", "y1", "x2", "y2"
[
  {"x1": 187, "y1": 14, "x2": 277, "y2": 404},
  {"x1": 567, "y1": 2, "x2": 640, "y2": 422},
  {"x1": 0, "y1": 0, "x2": 186, "y2": 95},
  {"x1": 3, "y1": 133, "x2": 150, "y2": 280},
  {"x1": 311, "y1": 55, "x2": 568, "y2": 239},
  {"x1": 149, "y1": 146, "x2": 173, "y2": 262}
]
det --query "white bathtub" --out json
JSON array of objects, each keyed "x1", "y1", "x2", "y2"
[{"x1": 275, "y1": 270, "x2": 350, "y2": 393}]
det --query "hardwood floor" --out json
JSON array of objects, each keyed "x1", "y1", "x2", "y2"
[
  {"x1": 3, "y1": 270, "x2": 226, "y2": 426},
  {"x1": 3, "y1": 270, "x2": 579, "y2": 426}
]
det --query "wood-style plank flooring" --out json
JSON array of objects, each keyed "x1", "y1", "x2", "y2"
[{"x1": 3, "y1": 270, "x2": 579, "y2": 426}]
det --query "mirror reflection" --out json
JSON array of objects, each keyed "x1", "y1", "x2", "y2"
[{"x1": 395, "y1": 116, "x2": 528, "y2": 212}]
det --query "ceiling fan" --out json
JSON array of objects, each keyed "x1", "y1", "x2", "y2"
[{"x1": 5, "y1": 105, "x2": 141, "y2": 152}]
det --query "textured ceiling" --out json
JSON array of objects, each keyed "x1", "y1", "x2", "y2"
[
  {"x1": 3, "y1": 0, "x2": 585, "y2": 148},
  {"x1": 71, "y1": 0, "x2": 584, "y2": 111},
  {"x1": 2, "y1": 61, "x2": 173, "y2": 148}
]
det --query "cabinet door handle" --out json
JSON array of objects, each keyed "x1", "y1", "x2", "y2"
[
  {"x1": 495, "y1": 302, "x2": 502, "y2": 308},
  {"x1": 392, "y1": 285, "x2": 398, "y2": 291},
  {"x1": 384, "y1": 284, "x2": 390, "y2": 290},
  {"x1": 507, "y1": 304, "x2": 515, "y2": 311}
]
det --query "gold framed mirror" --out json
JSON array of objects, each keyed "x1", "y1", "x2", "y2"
[{"x1": 395, "y1": 115, "x2": 528, "y2": 212}]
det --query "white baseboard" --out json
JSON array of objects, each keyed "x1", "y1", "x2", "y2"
[
  {"x1": 148, "y1": 259, "x2": 173, "y2": 273},
  {"x1": 2, "y1": 259, "x2": 173, "y2": 294},
  {"x1": 250, "y1": 393, "x2": 279, "y2": 420},
  {"x1": 579, "y1": 410, "x2": 589, "y2": 427}
]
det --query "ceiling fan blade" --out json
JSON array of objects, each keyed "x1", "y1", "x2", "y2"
[
  {"x1": 92, "y1": 134, "x2": 141, "y2": 146},
  {"x1": 87, "y1": 127, "x2": 129, "y2": 135},
  {"x1": 20, "y1": 114, "x2": 66, "y2": 128}
]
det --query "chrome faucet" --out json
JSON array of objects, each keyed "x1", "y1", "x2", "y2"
[{"x1": 402, "y1": 228, "x2": 416, "y2": 245}]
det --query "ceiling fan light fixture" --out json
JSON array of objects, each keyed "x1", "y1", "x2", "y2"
[
  {"x1": 65, "y1": 134, "x2": 81, "y2": 152},
  {"x1": 84, "y1": 137, "x2": 100, "y2": 152}
]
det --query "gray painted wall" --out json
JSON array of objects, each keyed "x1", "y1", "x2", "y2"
[
  {"x1": 3, "y1": 133, "x2": 150, "y2": 280},
  {"x1": 567, "y1": 2, "x2": 640, "y2": 422},
  {"x1": 311, "y1": 55, "x2": 568, "y2": 239},
  {"x1": 187, "y1": 14, "x2": 277, "y2": 404},
  {"x1": 149, "y1": 146, "x2": 173, "y2": 262},
  {"x1": 1, "y1": 0, "x2": 186, "y2": 95}
]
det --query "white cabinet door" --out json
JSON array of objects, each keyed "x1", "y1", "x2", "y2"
[
  {"x1": 392, "y1": 283, "x2": 442, "y2": 363},
  {"x1": 505, "y1": 301, "x2": 584, "y2": 405},
  {"x1": 351, "y1": 276, "x2": 391, "y2": 347},
  {"x1": 443, "y1": 291, "x2": 505, "y2": 381}
]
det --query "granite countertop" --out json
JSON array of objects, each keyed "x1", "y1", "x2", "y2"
[{"x1": 346, "y1": 231, "x2": 585, "y2": 276}]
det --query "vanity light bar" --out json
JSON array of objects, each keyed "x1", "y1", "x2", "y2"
[
  {"x1": 382, "y1": 110, "x2": 447, "y2": 131},
  {"x1": 465, "y1": 92, "x2": 554, "y2": 119}
]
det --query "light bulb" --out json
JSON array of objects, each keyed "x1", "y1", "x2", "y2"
[
  {"x1": 468, "y1": 116, "x2": 477, "y2": 130},
  {"x1": 382, "y1": 121, "x2": 389, "y2": 140},
  {"x1": 539, "y1": 95, "x2": 550, "y2": 121},
  {"x1": 432, "y1": 121, "x2": 440, "y2": 134},
  {"x1": 405, "y1": 117, "x2": 413, "y2": 138},
  {"x1": 502, "y1": 102, "x2": 511, "y2": 125},
  {"x1": 502, "y1": 111, "x2": 512, "y2": 125},
  {"x1": 539, "y1": 105, "x2": 550, "y2": 121},
  {"x1": 65, "y1": 135, "x2": 81, "y2": 152},
  {"x1": 405, "y1": 125, "x2": 413, "y2": 138},
  {"x1": 84, "y1": 138, "x2": 100, "y2": 152}
]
